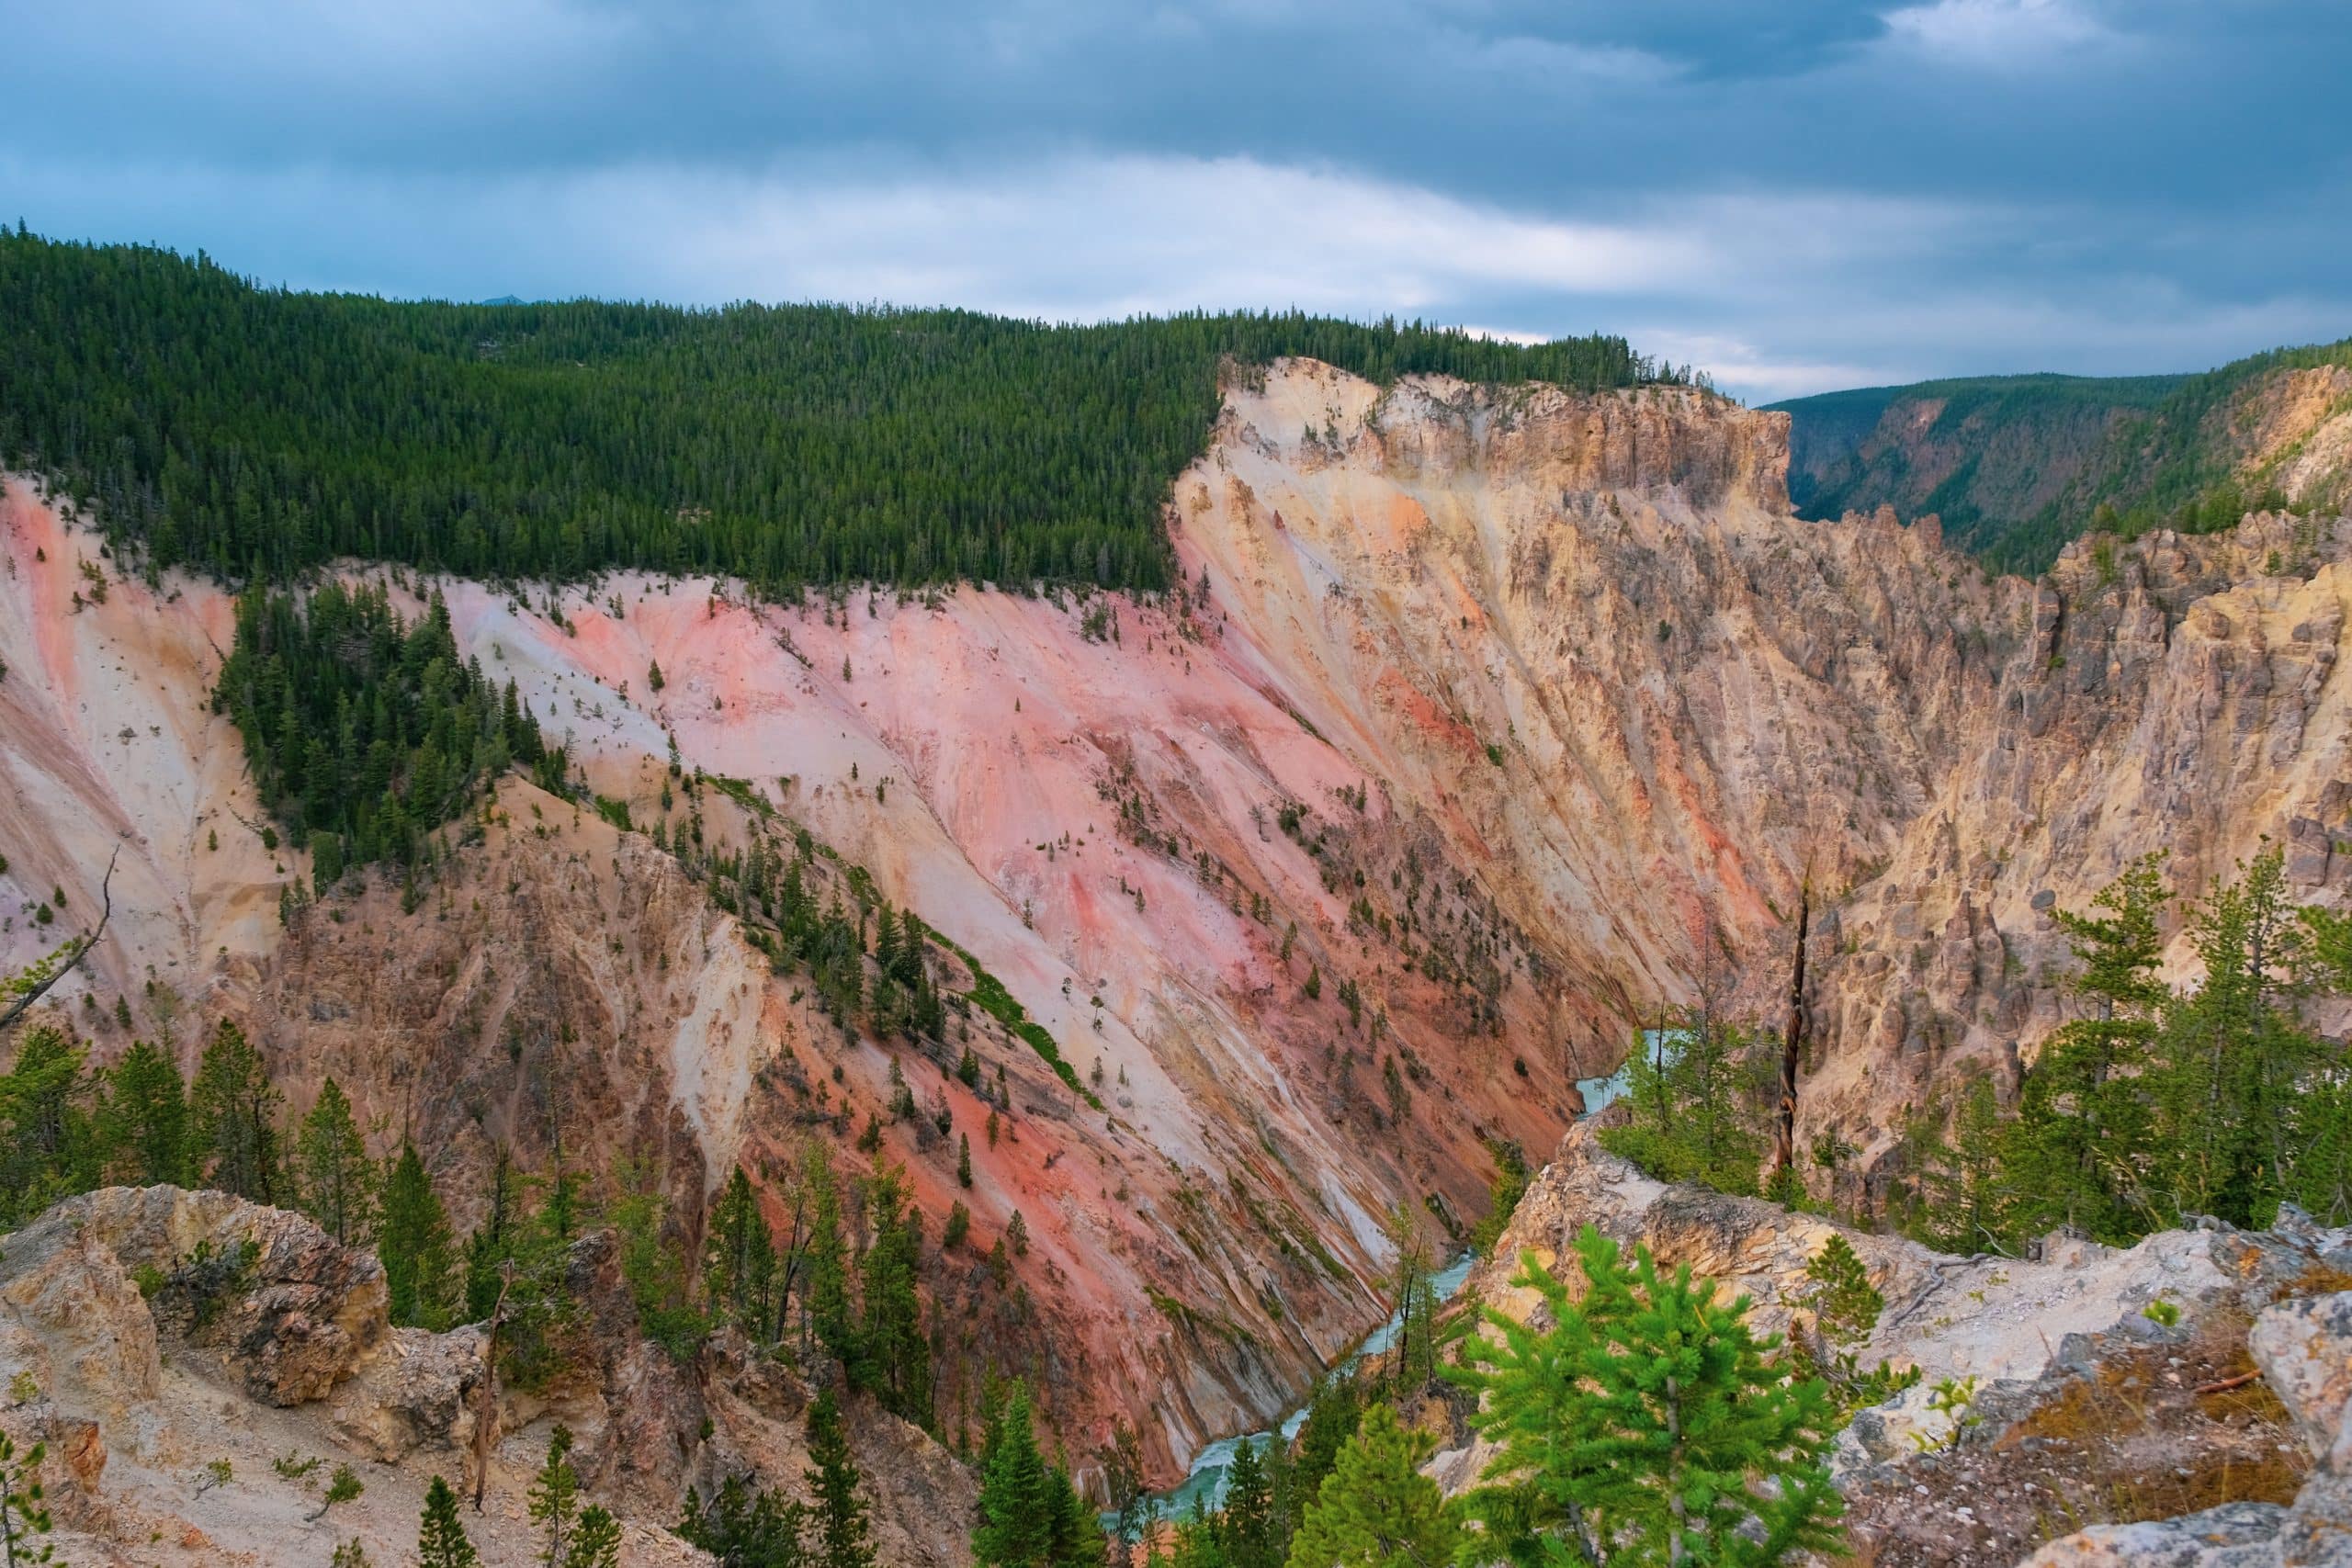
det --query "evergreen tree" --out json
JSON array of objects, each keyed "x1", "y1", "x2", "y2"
[
  {"x1": 2152, "y1": 850, "x2": 2318, "y2": 1226},
  {"x1": 99, "y1": 1038, "x2": 189, "y2": 1186},
  {"x1": 1895, "y1": 1077, "x2": 2008, "y2": 1253},
  {"x1": 705, "y1": 1165, "x2": 779, "y2": 1332},
  {"x1": 1283, "y1": 1404, "x2": 1456, "y2": 1568},
  {"x1": 1102, "y1": 1420, "x2": 1150, "y2": 1562},
  {"x1": 677, "y1": 1474, "x2": 807, "y2": 1566},
  {"x1": 1217, "y1": 1438, "x2": 1278, "y2": 1568},
  {"x1": 0, "y1": 1431, "x2": 52, "y2": 1568},
  {"x1": 0, "y1": 1027, "x2": 97, "y2": 1224},
  {"x1": 1378, "y1": 1207, "x2": 1434, "y2": 1389},
  {"x1": 1288, "y1": 1377, "x2": 1363, "y2": 1540},
  {"x1": 614, "y1": 1158, "x2": 710, "y2": 1359},
  {"x1": 1800, "y1": 1235, "x2": 1882, "y2": 1348},
  {"x1": 1042, "y1": 1461, "x2": 1097, "y2": 1568},
  {"x1": 418, "y1": 1475, "x2": 481, "y2": 1568},
  {"x1": 188, "y1": 1019, "x2": 282, "y2": 1204},
  {"x1": 1451, "y1": 1226, "x2": 1844, "y2": 1568},
  {"x1": 2002, "y1": 855, "x2": 2168, "y2": 1241},
  {"x1": 804, "y1": 1145, "x2": 856, "y2": 1366},
  {"x1": 294, "y1": 1077, "x2": 377, "y2": 1246},
  {"x1": 0, "y1": 231, "x2": 1661, "y2": 610},
  {"x1": 805, "y1": 1390, "x2": 875, "y2": 1568},
  {"x1": 1599, "y1": 1002, "x2": 1772, "y2": 1196},
  {"x1": 568, "y1": 1506, "x2": 621, "y2": 1568},
  {"x1": 974, "y1": 1387, "x2": 1053, "y2": 1568},
  {"x1": 379, "y1": 1140, "x2": 460, "y2": 1329},
  {"x1": 855, "y1": 1159, "x2": 930, "y2": 1425},
  {"x1": 528, "y1": 1424, "x2": 582, "y2": 1568}
]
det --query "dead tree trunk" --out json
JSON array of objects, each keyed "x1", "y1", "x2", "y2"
[
  {"x1": 0, "y1": 848, "x2": 119, "y2": 1036},
  {"x1": 1772, "y1": 881, "x2": 1812, "y2": 1178},
  {"x1": 470, "y1": 1266, "x2": 512, "y2": 1512}
]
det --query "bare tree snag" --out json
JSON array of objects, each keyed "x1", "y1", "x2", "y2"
[
  {"x1": 0, "y1": 847, "x2": 119, "y2": 1036},
  {"x1": 1772, "y1": 878, "x2": 1812, "y2": 1178},
  {"x1": 470, "y1": 1264, "x2": 513, "y2": 1513}
]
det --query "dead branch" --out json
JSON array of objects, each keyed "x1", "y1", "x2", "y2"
[{"x1": 0, "y1": 846, "x2": 119, "y2": 1036}]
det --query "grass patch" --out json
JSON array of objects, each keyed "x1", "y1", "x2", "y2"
[{"x1": 937, "y1": 936, "x2": 1103, "y2": 1110}]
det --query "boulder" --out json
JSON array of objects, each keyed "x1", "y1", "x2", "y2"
[
  {"x1": 330, "y1": 1325, "x2": 483, "y2": 1461},
  {"x1": 2249, "y1": 1292, "x2": 2352, "y2": 1462},
  {"x1": 2019, "y1": 1502, "x2": 2293, "y2": 1568}
]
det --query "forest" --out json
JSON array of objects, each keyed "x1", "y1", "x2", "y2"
[{"x1": 0, "y1": 229, "x2": 1683, "y2": 596}]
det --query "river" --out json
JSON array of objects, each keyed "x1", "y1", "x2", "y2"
[{"x1": 1135, "y1": 1036, "x2": 1657, "y2": 1518}]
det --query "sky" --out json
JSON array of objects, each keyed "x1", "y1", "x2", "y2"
[{"x1": 5, "y1": 0, "x2": 2348, "y2": 402}]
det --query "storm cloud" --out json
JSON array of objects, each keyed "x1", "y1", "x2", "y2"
[{"x1": 6, "y1": 0, "x2": 2346, "y2": 400}]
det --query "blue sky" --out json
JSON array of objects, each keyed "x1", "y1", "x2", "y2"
[{"x1": 6, "y1": 0, "x2": 2347, "y2": 400}]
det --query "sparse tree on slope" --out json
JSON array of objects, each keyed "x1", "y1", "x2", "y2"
[
  {"x1": 379, "y1": 1139, "x2": 459, "y2": 1329},
  {"x1": 974, "y1": 1387, "x2": 1053, "y2": 1568},
  {"x1": 419, "y1": 1475, "x2": 481, "y2": 1568},
  {"x1": 806, "y1": 1390, "x2": 875, "y2": 1568},
  {"x1": 189, "y1": 1019, "x2": 282, "y2": 1204},
  {"x1": 295, "y1": 1077, "x2": 377, "y2": 1245}
]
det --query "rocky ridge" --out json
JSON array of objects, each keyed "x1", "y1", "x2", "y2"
[
  {"x1": 0, "y1": 1185, "x2": 974, "y2": 1566},
  {"x1": 1448, "y1": 1121, "x2": 2352, "y2": 1567}
]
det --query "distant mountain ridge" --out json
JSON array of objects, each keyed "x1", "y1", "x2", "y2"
[{"x1": 1771, "y1": 338, "x2": 2352, "y2": 572}]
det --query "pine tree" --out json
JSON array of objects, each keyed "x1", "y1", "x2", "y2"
[
  {"x1": 0, "y1": 1432, "x2": 52, "y2": 1567},
  {"x1": 957, "y1": 1133, "x2": 973, "y2": 1189},
  {"x1": 1289, "y1": 1377, "x2": 1362, "y2": 1538},
  {"x1": 1379, "y1": 1206, "x2": 1433, "y2": 1388},
  {"x1": 805, "y1": 1390, "x2": 875, "y2": 1568},
  {"x1": 99, "y1": 1038, "x2": 189, "y2": 1185},
  {"x1": 1451, "y1": 1226, "x2": 1844, "y2": 1568},
  {"x1": 678, "y1": 1474, "x2": 807, "y2": 1565},
  {"x1": 973, "y1": 1387, "x2": 1053, "y2": 1567},
  {"x1": 2152, "y1": 850, "x2": 2317, "y2": 1227},
  {"x1": 856, "y1": 1160, "x2": 930, "y2": 1424},
  {"x1": 704, "y1": 1165, "x2": 777, "y2": 1330},
  {"x1": 379, "y1": 1141, "x2": 459, "y2": 1329},
  {"x1": 1599, "y1": 997, "x2": 1770, "y2": 1196},
  {"x1": 1102, "y1": 1420, "x2": 1150, "y2": 1561},
  {"x1": 295, "y1": 1078, "x2": 378, "y2": 1246},
  {"x1": 528, "y1": 1425, "x2": 581, "y2": 1568},
  {"x1": 567, "y1": 1505, "x2": 620, "y2": 1568},
  {"x1": 1284, "y1": 1404, "x2": 1456, "y2": 1568},
  {"x1": 2003, "y1": 856, "x2": 2169, "y2": 1241},
  {"x1": 1801, "y1": 1235, "x2": 1882, "y2": 1348},
  {"x1": 614, "y1": 1158, "x2": 709, "y2": 1359},
  {"x1": 1042, "y1": 1461, "x2": 1097, "y2": 1568},
  {"x1": 1218, "y1": 1438, "x2": 1277, "y2": 1568},
  {"x1": 804, "y1": 1145, "x2": 856, "y2": 1365},
  {"x1": 418, "y1": 1475, "x2": 481, "y2": 1568},
  {"x1": 0, "y1": 1027, "x2": 97, "y2": 1224},
  {"x1": 189, "y1": 1019, "x2": 282, "y2": 1204}
]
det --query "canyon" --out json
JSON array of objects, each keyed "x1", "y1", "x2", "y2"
[{"x1": 5, "y1": 353, "x2": 2352, "y2": 1525}]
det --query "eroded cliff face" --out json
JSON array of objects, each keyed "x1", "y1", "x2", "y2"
[{"x1": 3, "y1": 358, "x2": 2348, "y2": 1487}]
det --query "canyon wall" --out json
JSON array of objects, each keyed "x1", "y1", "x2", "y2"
[{"x1": 3, "y1": 358, "x2": 2348, "y2": 1483}]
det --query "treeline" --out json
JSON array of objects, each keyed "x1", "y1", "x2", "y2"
[
  {"x1": 0, "y1": 229, "x2": 1681, "y2": 596},
  {"x1": 215, "y1": 581, "x2": 567, "y2": 874},
  {"x1": 1603, "y1": 848, "x2": 2352, "y2": 1252}
]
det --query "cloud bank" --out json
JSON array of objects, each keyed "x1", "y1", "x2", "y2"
[{"x1": 5, "y1": 0, "x2": 2346, "y2": 401}]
